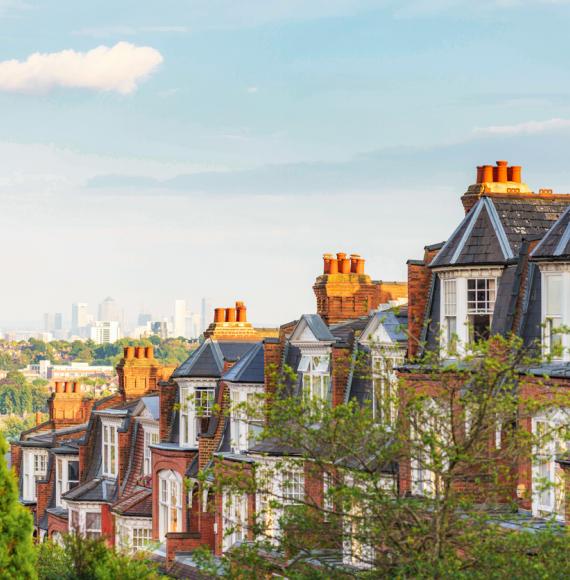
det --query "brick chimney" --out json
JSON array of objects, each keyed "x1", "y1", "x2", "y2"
[
  {"x1": 203, "y1": 302, "x2": 260, "y2": 341},
  {"x1": 116, "y1": 346, "x2": 172, "y2": 401},
  {"x1": 313, "y1": 252, "x2": 407, "y2": 325},
  {"x1": 49, "y1": 382, "x2": 92, "y2": 426}
]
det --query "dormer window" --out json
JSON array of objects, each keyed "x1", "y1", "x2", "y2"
[
  {"x1": 102, "y1": 421, "x2": 119, "y2": 478},
  {"x1": 180, "y1": 383, "x2": 215, "y2": 447},
  {"x1": 56, "y1": 456, "x2": 79, "y2": 507},
  {"x1": 543, "y1": 273, "x2": 563, "y2": 357},
  {"x1": 143, "y1": 427, "x2": 159, "y2": 476},
  {"x1": 298, "y1": 355, "x2": 330, "y2": 401},
  {"x1": 22, "y1": 449, "x2": 48, "y2": 501},
  {"x1": 229, "y1": 386, "x2": 263, "y2": 453},
  {"x1": 439, "y1": 269, "x2": 501, "y2": 355}
]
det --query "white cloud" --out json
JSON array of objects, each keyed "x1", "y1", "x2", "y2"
[
  {"x1": 474, "y1": 118, "x2": 570, "y2": 136},
  {"x1": 0, "y1": 42, "x2": 163, "y2": 95}
]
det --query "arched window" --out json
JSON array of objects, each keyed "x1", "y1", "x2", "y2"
[{"x1": 158, "y1": 470, "x2": 183, "y2": 541}]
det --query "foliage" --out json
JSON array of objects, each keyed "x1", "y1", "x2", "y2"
[
  {"x1": 0, "y1": 371, "x2": 49, "y2": 415},
  {"x1": 0, "y1": 414, "x2": 38, "y2": 442},
  {"x1": 0, "y1": 336, "x2": 194, "y2": 370},
  {"x1": 37, "y1": 535, "x2": 165, "y2": 580},
  {"x1": 0, "y1": 432, "x2": 36, "y2": 579},
  {"x1": 198, "y1": 334, "x2": 570, "y2": 578}
]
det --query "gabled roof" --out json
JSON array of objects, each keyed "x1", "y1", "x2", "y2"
[
  {"x1": 531, "y1": 206, "x2": 570, "y2": 261},
  {"x1": 290, "y1": 314, "x2": 336, "y2": 343},
  {"x1": 172, "y1": 339, "x2": 258, "y2": 379},
  {"x1": 223, "y1": 342, "x2": 264, "y2": 383},
  {"x1": 431, "y1": 196, "x2": 570, "y2": 268},
  {"x1": 359, "y1": 307, "x2": 408, "y2": 344}
]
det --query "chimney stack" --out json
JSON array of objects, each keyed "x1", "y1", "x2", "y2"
[
  {"x1": 145, "y1": 346, "x2": 154, "y2": 359},
  {"x1": 214, "y1": 308, "x2": 225, "y2": 323},
  {"x1": 496, "y1": 160, "x2": 508, "y2": 183},
  {"x1": 135, "y1": 346, "x2": 145, "y2": 359}
]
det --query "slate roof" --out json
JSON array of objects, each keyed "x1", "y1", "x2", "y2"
[
  {"x1": 329, "y1": 316, "x2": 370, "y2": 343},
  {"x1": 531, "y1": 206, "x2": 570, "y2": 261},
  {"x1": 112, "y1": 488, "x2": 152, "y2": 517},
  {"x1": 222, "y1": 342, "x2": 264, "y2": 383},
  {"x1": 295, "y1": 314, "x2": 336, "y2": 342},
  {"x1": 172, "y1": 339, "x2": 258, "y2": 379},
  {"x1": 141, "y1": 395, "x2": 160, "y2": 420},
  {"x1": 431, "y1": 196, "x2": 570, "y2": 268},
  {"x1": 64, "y1": 478, "x2": 118, "y2": 503}
]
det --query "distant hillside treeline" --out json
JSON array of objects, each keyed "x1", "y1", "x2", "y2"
[{"x1": 0, "y1": 336, "x2": 195, "y2": 371}]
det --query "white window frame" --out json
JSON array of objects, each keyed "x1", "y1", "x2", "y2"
[
  {"x1": 158, "y1": 470, "x2": 183, "y2": 541},
  {"x1": 281, "y1": 468, "x2": 304, "y2": 504},
  {"x1": 101, "y1": 419, "x2": 120, "y2": 478},
  {"x1": 371, "y1": 348, "x2": 404, "y2": 425},
  {"x1": 115, "y1": 516, "x2": 153, "y2": 552},
  {"x1": 22, "y1": 449, "x2": 48, "y2": 501},
  {"x1": 299, "y1": 354, "x2": 331, "y2": 401},
  {"x1": 179, "y1": 381, "x2": 216, "y2": 447},
  {"x1": 143, "y1": 427, "x2": 159, "y2": 476},
  {"x1": 541, "y1": 271, "x2": 566, "y2": 359},
  {"x1": 531, "y1": 409, "x2": 570, "y2": 520},
  {"x1": 229, "y1": 384, "x2": 264, "y2": 453},
  {"x1": 56, "y1": 455, "x2": 80, "y2": 507},
  {"x1": 67, "y1": 503, "x2": 102, "y2": 537},
  {"x1": 222, "y1": 492, "x2": 248, "y2": 552},
  {"x1": 438, "y1": 268, "x2": 502, "y2": 355}
]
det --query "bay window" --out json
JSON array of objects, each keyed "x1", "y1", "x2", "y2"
[
  {"x1": 22, "y1": 449, "x2": 48, "y2": 501},
  {"x1": 102, "y1": 421, "x2": 119, "y2": 478},
  {"x1": 298, "y1": 355, "x2": 330, "y2": 401},
  {"x1": 158, "y1": 470, "x2": 183, "y2": 541},
  {"x1": 467, "y1": 278, "x2": 496, "y2": 341},
  {"x1": 67, "y1": 505, "x2": 102, "y2": 538},
  {"x1": 85, "y1": 512, "x2": 102, "y2": 539},
  {"x1": 282, "y1": 469, "x2": 304, "y2": 504},
  {"x1": 222, "y1": 492, "x2": 248, "y2": 552},
  {"x1": 116, "y1": 517, "x2": 153, "y2": 552},
  {"x1": 543, "y1": 274, "x2": 563, "y2": 357},
  {"x1": 371, "y1": 350, "x2": 404, "y2": 425}
]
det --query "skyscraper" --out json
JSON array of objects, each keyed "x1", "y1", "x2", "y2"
[
  {"x1": 71, "y1": 303, "x2": 89, "y2": 333},
  {"x1": 174, "y1": 299, "x2": 187, "y2": 338},
  {"x1": 200, "y1": 297, "x2": 211, "y2": 333},
  {"x1": 98, "y1": 297, "x2": 120, "y2": 322}
]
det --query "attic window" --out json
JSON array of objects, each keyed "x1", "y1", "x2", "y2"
[
  {"x1": 467, "y1": 278, "x2": 496, "y2": 341},
  {"x1": 299, "y1": 355, "x2": 331, "y2": 402}
]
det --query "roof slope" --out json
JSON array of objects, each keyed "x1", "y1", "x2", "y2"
[
  {"x1": 531, "y1": 206, "x2": 570, "y2": 260},
  {"x1": 432, "y1": 196, "x2": 570, "y2": 268},
  {"x1": 222, "y1": 342, "x2": 264, "y2": 383}
]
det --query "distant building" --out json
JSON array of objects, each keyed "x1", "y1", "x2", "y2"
[
  {"x1": 23, "y1": 360, "x2": 114, "y2": 381},
  {"x1": 137, "y1": 312, "x2": 152, "y2": 326},
  {"x1": 98, "y1": 297, "x2": 120, "y2": 322},
  {"x1": 44, "y1": 313, "x2": 64, "y2": 333},
  {"x1": 200, "y1": 297, "x2": 211, "y2": 333},
  {"x1": 90, "y1": 321, "x2": 121, "y2": 345},
  {"x1": 173, "y1": 299, "x2": 187, "y2": 338},
  {"x1": 71, "y1": 303, "x2": 89, "y2": 335}
]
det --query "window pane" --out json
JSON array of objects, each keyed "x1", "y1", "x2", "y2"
[{"x1": 546, "y1": 276, "x2": 562, "y2": 317}]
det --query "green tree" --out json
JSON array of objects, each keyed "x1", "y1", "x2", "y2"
[
  {"x1": 0, "y1": 415, "x2": 37, "y2": 442},
  {"x1": 37, "y1": 535, "x2": 164, "y2": 580},
  {"x1": 0, "y1": 432, "x2": 36, "y2": 579},
  {"x1": 197, "y1": 334, "x2": 570, "y2": 578}
]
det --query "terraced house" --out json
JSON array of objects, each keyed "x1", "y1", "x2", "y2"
[
  {"x1": 403, "y1": 161, "x2": 570, "y2": 522},
  {"x1": 12, "y1": 161, "x2": 570, "y2": 576}
]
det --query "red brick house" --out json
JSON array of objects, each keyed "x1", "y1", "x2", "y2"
[{"x1": 401, "y1": 161, "x2": 570, "y2": 522}]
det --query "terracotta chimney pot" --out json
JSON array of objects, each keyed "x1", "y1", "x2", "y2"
[
  {"x1": 339, "y1": 257, "x2": 351, "y2": 274},
  {"x1": 509, "y1": 166, "x2": 522, "y2": 183},
  {"x1": 214, "y1": 308, "x2": 225, "y2": 323},
  {"x1": 226, "y1": 308, "x2": 237, "y2": 323},
  {"x1": 135, "y1": 346, "x2": 145, "y2": 359},
  {"x1": 55, "y1": 381, "x2": 63, "y2": 394},
  {"x1": 145, "y1": 346, "x2": 154, "y2": 359},
  {"x1": 476, "y1": 166, "x2": 483, "y2": 183},
  {"x1": 496, "y1": 160, "x2": 508, "y2": 183},
  {"x1": 329, "y1": 258, "x2": 339, "y2": 274},
  {"x1": 125, "y1": 346, "x2": 135, "y2": 359},
  {"x1": 350, "y1": 254, "x2": 361, "y2": 274},
  {"x1": 35, "y1": 411, "x2": 42, "y2": 426},
  {"x1": 323, "y1": 254, "x2": 333, "y2": 274},
  {"x1": 236, "y1": 302, "x2": 247, "y2": 322},
  {"x1": 72, "y1": 382, "x2": 80, "y2": 394},
  {"x1": 64, "y1": 381, "x2": 72, "y2": 393},
  {"x1": 356, "y1": 257, "x2": 365, "y2": 274},
  {"x1": 336, "y1": 252, "x2": 346, "y2": 261},
  {"x1": 482, "y1": 165, "x2": 494, "y2": 182}
]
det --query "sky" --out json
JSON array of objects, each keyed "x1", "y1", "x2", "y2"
[{"x1": 3, "y1": 0, "x2": 570, "y2": 328}]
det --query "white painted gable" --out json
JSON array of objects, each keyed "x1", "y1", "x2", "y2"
[{"x1": 290, "y1": 318, "x2": 318, "y2": 343}]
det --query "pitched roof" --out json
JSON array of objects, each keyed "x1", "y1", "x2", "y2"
[
  {"x1": 431, "y1": 196, "x2": 570, "y2": 268},
  {"x1": 172, "y1": 339, "x2": 258, "y2": 379},
  {"x1": 531, "y1": 206, "x2": 570, "y2": 260},
  {"x1": 112, "y1": 488, "x2": 152, "y2": 517},
  {"x1": 222, "y1": 342, "x2": 264, "y2": 383},
  {"x1": 64, "y1": 478, "x2": 118, "y2": 503},
  {"x1": 291, "y1": 314, "x2": 336, "y2": 343}
]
